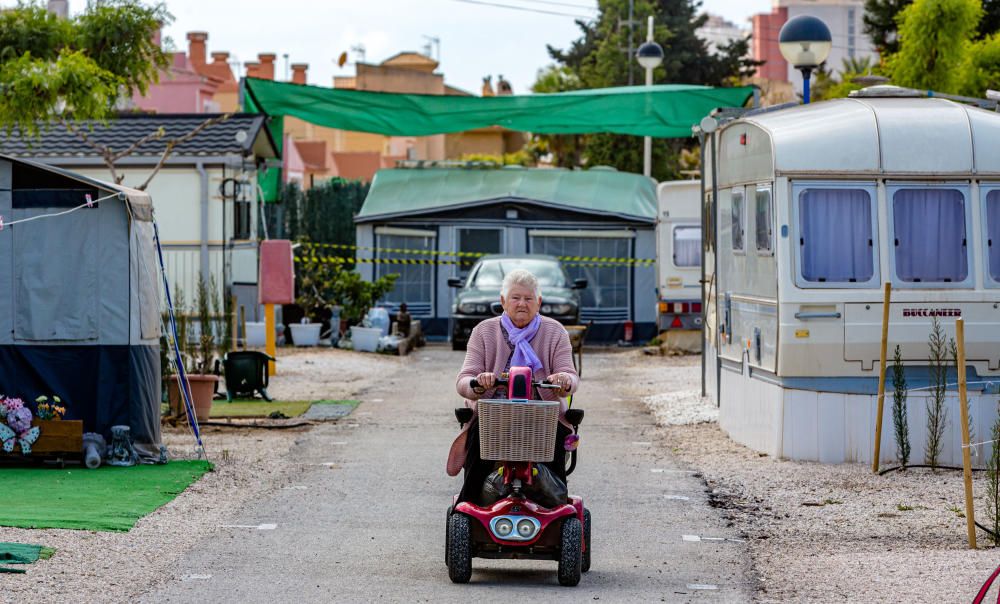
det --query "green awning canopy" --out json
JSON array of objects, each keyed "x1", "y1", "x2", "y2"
[
  {"x1": 356, "y1": 168, "x2": 657, "y2": 223},
  {"x1": 244, "y1": 78, "x2": 753, "y2": 138}
]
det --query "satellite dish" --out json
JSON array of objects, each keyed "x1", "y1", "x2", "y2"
[
  {"x1": 699, "y1": 116, "x2": 718, "y2": 133},
  {"x1": 338, "y1": 51, "x2": 348, "y2": 67},
  {"x1": 235, "y1": 130, "x2": 249, "y2": 144}
]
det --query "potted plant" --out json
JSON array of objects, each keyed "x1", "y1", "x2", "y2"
[
  {"x1": 331, "y1": 269, "x2": 398, "y2": 353},
  {"x1": 166, "y1": 278, "x2": 221, "y2": 422},
  {"x1": 32, "y1": 395, "x2": 83, "y2": 456},
  {"x1": 292, "y1": 253, "x2": 340, "y2": 346}
]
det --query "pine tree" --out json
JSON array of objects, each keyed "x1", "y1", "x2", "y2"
[
  {"x1": 892, "y1": 345, "x2": 911, "y2": 468},
  {"x1": 925, "y1": 317, "x2": 949, "y2": 468},
  {"x1": 863, "y1": 0, "x2": 914, "y2": 56},
  {"x1": 980, "y1": 0, "x2": 1000, "y2": 38},
  {"x1": 985, "y1": 408, "x2": 1000, "y2": 545},
  {"x1": 538, "y1": 0, "x2": 760, "y2": 178}
]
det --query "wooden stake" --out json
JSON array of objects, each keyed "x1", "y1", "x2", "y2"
[
  {"x1": 957, "y1": 318, "x2": 977, "y2": 549},
  {"x1": 873, "y1": 282, "x2": 892, "y2": 473},
  {"x1": 265, "y1": 303, "x2": 276, "y2": 375}
]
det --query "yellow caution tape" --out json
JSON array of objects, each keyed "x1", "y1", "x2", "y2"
[
  {"x1": 298, "y1": 242, "x2": 654, "y2": 265},
  {"x1": 294, "y1": 255, "x2": 653, "y2": 268}
]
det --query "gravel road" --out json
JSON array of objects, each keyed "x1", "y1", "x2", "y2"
[{"x1": 140, "y1": 346, "x2": 753, "y2": 603}]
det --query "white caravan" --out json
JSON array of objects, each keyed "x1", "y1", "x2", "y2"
[
  {"x1": 655, "y1": 180, "x2": 703, "y2": 331},
  {"x1": 702, "y1": 88, "x2": 1000, "y2": 466}
]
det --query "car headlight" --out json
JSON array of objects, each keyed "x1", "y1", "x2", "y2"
[
  {"x1": 550, "y1": 303, "x2": 573, "y2": 315},
  {"x1": 540, "y1": 304, "x2": 552, "y2": 314},
  {"x1": 516, "y1": 519, "x2": 536, "y2": 538},
  {"x1": 458, "y1": 302, "x2": 483, "y2": 314},
  {"x1": 476, "y1": 304, "x2": 488, "y2": 314}
]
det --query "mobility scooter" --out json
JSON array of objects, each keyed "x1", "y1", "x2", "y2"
[{"x1": 446, "y1": 366, "x2": 589, "y2": 586}]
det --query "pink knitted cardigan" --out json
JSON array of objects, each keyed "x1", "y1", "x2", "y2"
[{"x1": 446, "y1": 315, "x2": 579, "y2": 476}]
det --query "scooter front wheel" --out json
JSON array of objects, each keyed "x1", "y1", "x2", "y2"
[
  {"x1": 558, "y1": 516, "x2": 582, "y2": 586},
  {"x1": 447, "y1": 513, "x2": 472, "y2": 583},
  {"x1": 445, "y1": 505, "x2": 453, "y2": 567},
  {"x1": 582, "y1": 508, "x2": 591, "y2": 573}
]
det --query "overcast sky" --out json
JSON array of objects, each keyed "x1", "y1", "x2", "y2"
[{"x1": 14, "y1": 0, "x2": 773, "y2": 94}]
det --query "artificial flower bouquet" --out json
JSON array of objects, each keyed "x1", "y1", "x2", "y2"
[
  {"x1": 0, "y1": 395, "x2": 40, "y2": 454},
  {"x1": 35, "y1": 395, "x2": 66, "y2": 420}
]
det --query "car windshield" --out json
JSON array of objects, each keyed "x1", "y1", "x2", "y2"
[{"x1": 471, "y1": 259, "x2": 567, "y2": 289}]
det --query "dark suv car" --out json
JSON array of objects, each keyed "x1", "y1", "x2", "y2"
[{"x1": 448, "y1": 254, "x2": 587, "y2": 350}]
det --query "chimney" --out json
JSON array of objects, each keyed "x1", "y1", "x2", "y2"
[
  {"x1": 187, "y1": 31, "x2": 208, "y2": 68},
  {"x1": 245, "y1": 62, "x2": 261, "y2": 79},
  {"x1": 46, "y1": 0, "x2": 68, "y2": 18},
  {"x1": 211, "y1": 51, "x2": 230, "y2": 64},
  {"x1": 257, "y1": 53, "x2": 277, "y2": 80},
  {"x1": 291, "y1": 63, "x2": 308, "y2": 85}
]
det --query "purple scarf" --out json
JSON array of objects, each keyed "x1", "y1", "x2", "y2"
[{"x1": 501, "y1": 313, "x2": 543, "y2": 374}]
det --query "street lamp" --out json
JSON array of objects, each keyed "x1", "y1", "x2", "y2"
[
  {"x1": 778, "y1": 15, "x2": 832, "y2": 104},
  {"x1": 636, "y1": 15, "x2": 663, "y2": 178}
]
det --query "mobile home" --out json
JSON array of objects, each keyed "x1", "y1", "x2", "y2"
[
  {"x1": 354, "y1": 167, "x2": 658, "y2": 343},
  {"x1": 655, "y1": 180, "x2": 702, "y2": 332},
  {"x1": 703, "y1": 88, "x2": 1000, "y2": 465}
]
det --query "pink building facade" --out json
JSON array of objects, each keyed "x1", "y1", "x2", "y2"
[{"x1": 752, "y1": 6, "x2": 789, "y2": 82}]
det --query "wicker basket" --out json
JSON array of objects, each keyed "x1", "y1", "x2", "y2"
[{"x1": 477, "y1": 398, "x2": 559, "y2": 462}]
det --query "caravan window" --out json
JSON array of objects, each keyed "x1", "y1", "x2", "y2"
[
  {"x1": 672, "y1": 226, "x2": 701, "y2": 267},
  {"x1": 986, "y1": 190, "x2": 1000, "y2": 282},
  {"x1": 798, "y1": 188, "x2": 874, "y2": 283},
  {"x1": 755, "y1": 188, "x2": 773, "y2": 254},
  {"x1": 892, "y1": 188, "x2": 967, "y2": 283},
  {"x1": 731, "y1": 190, "x2": 745, "y2": 252}
]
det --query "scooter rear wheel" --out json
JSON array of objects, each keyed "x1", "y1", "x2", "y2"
[
  {"x1": 558, "y1": 516, "x2": 582, "y2": 586},
  {"x1": 447, "y1": 513, "x2": 472, "y2": 583}
]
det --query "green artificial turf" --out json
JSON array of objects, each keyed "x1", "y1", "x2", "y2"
[
  {"x1": 0, "y1": 461, "x2": 213, "y2": 532},
  {"x1": 0, "y1": 543, "x2": 55, "y2": 573},
  {"x1": 312, "y1": 399, "x2": 360, "y2": 407},
  {"x1": 210, "y1": 400, "x2": 313, "y2": 418}
]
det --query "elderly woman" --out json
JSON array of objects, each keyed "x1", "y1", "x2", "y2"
[{"x1": 446, "y1": 268, "x2": 579, "y2": 502}]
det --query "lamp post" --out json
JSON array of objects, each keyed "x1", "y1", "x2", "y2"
[
  {"x1": 636, "y1": 15, "x2": 663, "y2": 178},
  {"x1": 778, "y1": 15, "x2": 832, "y2": 104}
]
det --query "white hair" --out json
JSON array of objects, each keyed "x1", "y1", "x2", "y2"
[{"x1": 501, "y1": 269, "x2": 541, "y2": 299}]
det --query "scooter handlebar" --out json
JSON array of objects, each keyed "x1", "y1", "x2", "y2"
[{"x1": 469, "y1": 377, "x2": 562, "y2": 390}]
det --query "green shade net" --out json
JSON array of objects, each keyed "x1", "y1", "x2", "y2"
[
  {"x1": 243, "y1": 78, "x2": 753, "y2": 138},
  {"x1": 0, "y1": 461, "x2": 213, "y2": 532},
  {"x1": 357, "y1": 167, "x2": 657, "y2": 222}
]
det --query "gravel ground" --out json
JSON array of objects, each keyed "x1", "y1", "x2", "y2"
[
  {"x1": 631, "y1": 350, "x2": 1000, "y2": 603},
  {"x1": 1, "y1": 347, "x2": 394, "y2": 604},
  {"x1": 8, "y1": 345, "x2": 997, "y2": 602}
]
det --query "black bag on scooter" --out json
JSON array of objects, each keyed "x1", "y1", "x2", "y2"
[
  {"x1": 479, "y1": 469, "x2": 512, "y2": 506},
  {"x1": 524, "y1": 463, "x2": 568, "y2": 509}
]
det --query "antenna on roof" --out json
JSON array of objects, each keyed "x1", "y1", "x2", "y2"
[
  {"x1": 351, "y1": 44, "x2": 366, "y2": 64},
  {"x1": 422, "y1": 35, "x2": 440, "y2": 61}
]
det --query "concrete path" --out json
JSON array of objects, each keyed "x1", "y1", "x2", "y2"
[{"x1": 143, "y1": 346, "x2": 752, "y2": 603}]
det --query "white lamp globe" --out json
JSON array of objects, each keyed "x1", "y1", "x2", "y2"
[
  {"x1": 636, "y1": 41, "x2": 664, "y2": 70},
  {"x1": 778, "y1": 15, "x2": 832, "y2": 68}
]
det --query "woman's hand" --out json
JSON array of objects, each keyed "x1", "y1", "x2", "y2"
[
  {"x1": 546, "y1": 372, "x2": 574, "y2": 395},
  {"x1": 474, "y1": 372, "x2": 496, "y2": 393}
]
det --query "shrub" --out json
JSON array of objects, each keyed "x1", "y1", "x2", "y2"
[{"x1": 892, "y1": 345, "x2": 911, "y2": 468}]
